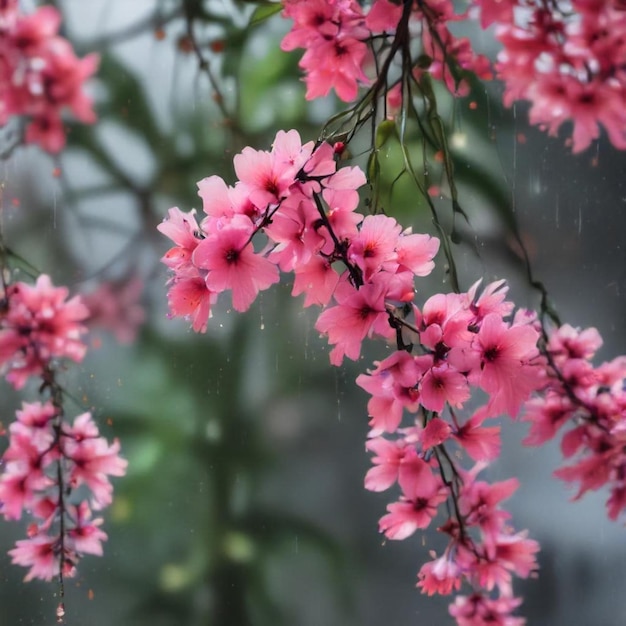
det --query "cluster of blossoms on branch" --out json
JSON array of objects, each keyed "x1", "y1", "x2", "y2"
[
  {"x1": 281, "y1": 0, "x2": 626, "y2": 152},
  {"x1": 82, "y1": 276, "x2": 146, "y2": 345},
  {"x1": 524, "y1": 324, "x2": 626, "y2": 521},
  {"x1": 281, "y1": 0, "x2": 491, "y2": 101},
  {"x1": 0, "y1": 275, "x2": 126, "y2": 583},
  {"x1": 159, "y1": 123, "x2": 626, "y2": 623},
  {"x1": 474, "y1": 0, "x2": 626, "y2": 152},
  {"x1": 158, "y1": 129, "x2": 546, "y2": 624},
  {"x1": 360, "y1": 281, "x2": 543, "y2": 624},
  {"x1": 0, "y1": 0, "x2": 98, "y2": 152},
  {"x1": 154, "y1": 3, "x2": 626, "y2": 626},
  {"x1": 158, "y1": 128, "x2": 438, "y2": 341}
]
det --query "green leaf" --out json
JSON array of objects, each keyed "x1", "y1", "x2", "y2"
[
  {"x1": 249, "y1": 2, "x2": 282, "y2": 26},
  {"x1": 375, "y1": 119, "x2": 396, "y2": 149},
  {"x1": 367, "y1": 151, "x2": 380, "y2": 181}
]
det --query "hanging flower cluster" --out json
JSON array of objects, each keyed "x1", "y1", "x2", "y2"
[
  {"x1": 280, "y1": 0, "x2": 492, "y2": 100},
  {"x1": 158, "y1": 120, "x2": 626, "y2": 623},
  {"x1": 153, "y1": 1, "x2": 626, "y2": 624},
  {"x1": 2, "y1": 403, "x2": 126, "y2": 581},
  {"x1": 360, "y1": 280, "x2": 542, "y2": 624},
  {"x1": 281, "y1": 0, "x2": 626, "y2": 153},
  {"x1": 0, "y1": 0, "x2": 98, "y2": 152},
  {"x1": 159, "y1": 128, "x2": 438, "y2": 338},
  {"x1": 474, "y1": 0, "x2": 626, "y2": 152},
  {"x1": 158, "y1": 131, "x2": 548, "y2": 624},
  {"x1": 523, "y1": 323, "x2": 626, "y2": 520},
  {"x1": 0, "y1": 275, "x2": 126, "y2": 583},
  {"x1": 0, "y1": 275, "x2": 88, "y2": 389}
]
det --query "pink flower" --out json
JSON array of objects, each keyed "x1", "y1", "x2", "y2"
[
  {"x1": 315, "y1": 279, "x2": 392, "y2": 365},
  {"x1": 548, "y1": 323, "x2": 603, "y2": 361},
  {"x1": 522, "y1": 394, "x2": 574, "y2": 446},
  {"x1": 490, "y1": 0, "x2": 626, "y2": 151},
  {"x1": 193, "y1": 215, "x2": 279, "y2": 312},
  {"x1": 1, "y1": 404, "x2": 125, "y2": 581},
  {"x1": 157, "y1": 207, "x2": 201, "y2": 272},
  {"x1": 417, "y1": 553, "x2": 462, "y2": 596},
  {"x1": 321, "y1": 165, "x2": 367, "y2": 216},
  {"x1": 365, "y1": 0, "x2": 403, "y2": 32},
  {"x1": 281, "y1": 0, "x2": 341, "y2": 50},
  {"x1": 418, "y1": 291, "x2": 471, "y2": 350},
  {"x1": 357, "y1": 350, "x2": 424, "y2": 435},
  {"x1": 197, "y1": 176, "x2": 238, "y2": 220},
  {"x1": 67, "y1": 502, "x2": 107, "y2": 557},
  {"x1": 9, "y1": 535, "x2": 60, "y2": 582},
  {"x1": 486, "y1": 531, "x2": 540, "y2": 582},
  {"x1": 453, "y1": 410, "x2": 502, "y2": 461},
  {"x1": 0, "y1": 401, "x2": 59, "y2": 520},
  {"x1": 420, "y1": 364, "x2": 470, "y2": 413},
  {"x1": 24, "y1": 112, "x2": 66, "y2": 152},
  {"x1": 364, "y1": 437, "x2": 410, "y2": 492},
  {"x1": 449, "y1": 593, "x2": 525, "y2": 626},
  {"x1": 395, "y1": 231, "x2": 440, "y2": 277},
  {"x1": 166, "y1": 276, "x2": 215, "y2": 333},
  {"x1": 379, "y1": 458, "x2": 447, "y2": 539},
  {"x1": 233, "y1": 147, "x2": 293, "y2": 209},
  {"x1": 266, "y1": 196, "x2": 323, "y2": 271},
  {"x1": 421, "y1": 417, "x2": 453, "y2": 450},
  {"x1": 472, "y1": 0, "x2": 515, "y2": 28},
  {"x1": 301, "y1": 36, "x2": 370, "y2": 102},
  {"x1": 0, "y1": 470, "x2": 50, "y2": 521},
  {"x1": 348, "y1": 214, "x2": 400, "y2": 280},
  {"x1": 460, "y1": 474, "x2": 519, "y2": 536},
  {"x1": 467, "y1": 280, "x2": 515, "y2": 323},
  {"x1": 470, "y1": 313, "x2": 541, "y2": 417},
  {"x1": 457, "y1": 530, "x2": 539, "y2": 594},
  {"x1": 271, "y1": 129, "x2": 315, "y2": 172},
  {"x1": 63, "y1": 412, "x2": 128, "y2": 510},
  {"x1": 553, "y1": 446, "x2": 615, "y2": 500},
  {"x1": 292, "y1": 256, "x2": 341, "y2": 307}
]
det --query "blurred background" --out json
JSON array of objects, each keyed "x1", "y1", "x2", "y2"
[{"x1": 1, "y1": 1, "x2": 626, "y2": 625}]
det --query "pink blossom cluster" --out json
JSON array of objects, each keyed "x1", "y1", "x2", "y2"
[
  {"x1": 472, "y1": 0, "x2": 626, "y2": 152},
  {"x1": 159, "y1": 130, "x2": 548, "y2": 624},
  {"x1": 0, "y1": 274, "x2": 89, "y2": 389},
  {"x1": 360, "y1": 280, "x2": 541, "y2": 625},
  {"x1": 0, "y1": 403, "x2": 126, "y2": 581},
  {"x1": 280, "y1": 0, "x2": 492, "y2": 100},
  {"x1": 280, "y1": 0, "x2": 626, "y2": 151},
  {"x1": 0, "y1": 0, "x2": 98, "y2": 152},
  {"x1": 158, "y1": 128, "x2": 439, "y2": 347},
  {"x1": 523, "y1": 324, "x2": 626, "y2": 520},
  {"x1": 82, "y1": 276, "x2": 146, "y2": 345},
  {"x1": 0, "y1": 274, "x2": 126, "y2": 581}
]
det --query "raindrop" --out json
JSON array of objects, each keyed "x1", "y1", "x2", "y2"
[
  {"x1": 334, "y1": 370, "x2": 342, "y2": 421},
  {"x1": 511, "y1": 103, "x2": 517, "y2": 213},
  {"x1": 555, "y1": 192, "x2": 559, "y2": 229}
]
